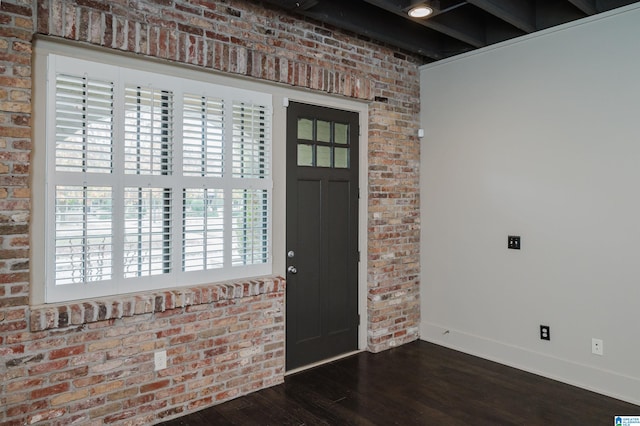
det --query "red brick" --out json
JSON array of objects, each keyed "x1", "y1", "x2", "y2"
[
  {"x1": 140, "y1": 379, "x2": 170, "y2": 394},
  {"x1": 106, "y1": 387, "x2": 137, "y2": 401},
  {"x1": 50, "y1": 366, "x2": 89, "y2": 382},
  {"x1": 27, "y1": 408, "x2": 66, "y2": 424},
  {"x1": 6, "y1": 399, "x2": 48, "y2": 417},
  {"x1": 188, "y1": 396, "x2": 214, "y2": 409},
  {"x1": 122, "y1": 393, "x2": 154, "y2": 409},
  {"x1": 73, "y1": 374, "x2": 105, "y2": 388},
  {"x1": 169, "y1": 333, "x2": 196, "y2": 345},
  {"x1": 69, "y1": 395, "x2": 106, "y2": 412},
  {"x1": 0, "y1": 2, "x2": 32, "y2": 16},
  {"x1": 49, "y1": 344, "x2": 85, "y2": 360},
  {"x1": 28, "y1": 359, "x2": 69, "y2": 376},
  {"x1": 215, "y1": 389, "x2": 239, "y2": 401},
  {"x1": 31, "y1": 382, "x2": 70, "y2": 399},
  {"x1": 6, "y1": 377, "x2": 45, "y2": 392},
  {"x1": 0, "y1": 318, "x2": 26, "y2": 331},
  {"x1": 103, "y1": 409, "x2": 137, "y2": 423},
  {"x1": 155, "y1": 327, "x2": 182, "y2": 338}
]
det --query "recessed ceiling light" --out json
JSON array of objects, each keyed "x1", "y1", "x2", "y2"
[{"x1": 408, "y1": 5, "x2": 433, "y2": 18}]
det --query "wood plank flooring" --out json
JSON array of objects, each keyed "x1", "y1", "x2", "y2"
[{"x1": 158, "y1": 340, "x2": 640, "y2": 425}]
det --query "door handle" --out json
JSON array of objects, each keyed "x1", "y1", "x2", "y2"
[{"x1": 287, "y1": 265, "x2": 298, "y2": 274}]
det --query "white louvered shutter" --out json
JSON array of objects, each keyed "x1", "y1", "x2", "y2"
[{"x1": 45, "y1": 53, "x2": 272, "y2": 303}]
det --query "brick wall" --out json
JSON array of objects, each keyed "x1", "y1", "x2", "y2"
[
  {"x1": 2, "y1": 279, "x2": 285, "y2": 425},
  {"x1": 0, "y1": 0, "x2": 421, "y2": 424}
]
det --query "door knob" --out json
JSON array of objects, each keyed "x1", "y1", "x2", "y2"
[{"x1": 287, "y1": 265, "x2": 297, "y2": 274}]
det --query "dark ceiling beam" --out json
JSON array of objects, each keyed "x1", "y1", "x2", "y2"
[
  {"x1": 427, "y1": 11, "x2": 486, "y2": 48},
  {"x1": 465, "y1": 0, "x2": 536, "y2": 33},
  {"x1": 566, "y1": 0, "x2": 598, "y2": 14},
  {"x1": 598, "y1": 0, "x2": 639, "y2": 11},
  {"x1": 361, "y1": 0, "x2": 485, "y2": 47},
  {"x1": 260, "y1": 0, "x2": 459, "y2": 59},
  {"x1": 535, "y1": 1, "x2": 586, "y2": 29}
]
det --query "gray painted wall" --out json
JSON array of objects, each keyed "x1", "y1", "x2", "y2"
[{"x1": 420, "y1": 4, "x2": 640, "y2": 405}]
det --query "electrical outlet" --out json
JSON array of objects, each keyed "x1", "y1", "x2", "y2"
[
  {"x1": 592, "y1": 338, "x2": 603, "y2": 356},
  {"x1": 540, "y1": 325, "x2": 550, "y2": 341},
  {"x1": 508, "y1": 236, "x2": 521, "y2": 250},
  {"x1": 154, "y1": 350, "x2": 167, "y2": 371}
]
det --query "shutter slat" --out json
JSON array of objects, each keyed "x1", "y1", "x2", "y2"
[
  {"x1": 182, "y1": 188, "x2": 224, "y2": 271},
  {"x1": 182, "y1": 94, "x2": 224, "y2": 177},
  {"x1": 55, "y1": 73, "x2": 114, "y2": 174},
  {"x1": 124, "y1": 86, "x2": 174, "y2": 176},
  {"x1": 231, "y1": 189, "x2": 268, "y2": 266},
  {"x1": 232, "y1": 102, "x2": 270, "y2": 179},
  {"x1": 123, "y1": 187, "x2": 173, "y2": 278},
  {"x1": 54, "y1": 185, "x2": 113, "y2": 285}
]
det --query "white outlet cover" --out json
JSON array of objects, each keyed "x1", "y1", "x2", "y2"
[
  {"x1": 591, "y1": 338, "x2": 604, "y2": 356},
  {"x1": 154, "y1": 350, "x2": 167, "y2": 370}
]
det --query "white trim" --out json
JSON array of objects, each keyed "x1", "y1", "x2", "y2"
[
  {"x1": 38, "y1": 48, "x2": 273, "y2": 303},
  {"x1": 276, "y1": 96, "x2": 369, "y2": 352},
  {"x1": 420, "y1": 322, "x2": 640, "y2": 406}
]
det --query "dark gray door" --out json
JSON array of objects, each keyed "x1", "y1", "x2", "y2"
[{"x1": 286, "y1": 101, "x2": 359, "y2": 370}]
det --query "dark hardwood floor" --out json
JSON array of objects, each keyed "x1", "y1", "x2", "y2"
[{"x1": 158, "y1": 341, "x2": 640, "y2": 425}]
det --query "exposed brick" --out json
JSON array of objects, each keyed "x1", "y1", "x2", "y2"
[
  {"x1": 77, "y1": 0, "x2": 110, "y2": 12},
  {"x1": 106, "y1": 387, "x2": 137, "y2": 401},
  {"x1": 140, "y1": 379, "x2": 170, "y2": 394},
  {"x1": 30, "y1": 382, "x2": 70, "y2": 399},
  {"x1": 0, "y1": 296, "x2": 28, "y2": 308},
  {"x1": 0, "y1": 1, "x2": 420, "y2": 425},
  {"x1": 73, "y1": 374, "x2": 105, "y2": 388},
  {"x1": 51, "y1": 388, "x2": 90, "y2": 405},
  {"x1": 92, "y1": 379, "x2": 125, "y2": 395},
  {"x1": 49, "y1": 366, "x2": 89, "y2": 383},
  {"x1": 0, "y1": 2, "x2": 32, "y2": 17},
  {"x1": 28, "y1": 359, "x2": 69, "y2": 376},
  {"x1": 6, "y1": 377, "x2": 45, "y2": 392},
  {"x1": 103, "y1": 409, "x2": 137, "y2": 423},
  {"x1": 49, "y1": 344, "x2": 85, "y2": 360},
  {"x1": 89, "y1": 402, "x2": 121, "y2": 419},
  {"x1": 27, "y1": 409, "x2": 66, "y2": 424},
  {"x1": 4, "y1": 92, "x2": 31, "y2": 108},
  {"x1": 6, "y1": 400, "x2": 48, "y2": 418}
]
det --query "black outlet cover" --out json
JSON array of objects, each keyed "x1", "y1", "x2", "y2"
[
  {"x1": 540, "y1": 325, "x2": 550, "y2": 341},
  {"x1": 508, "y1": 235, "x2": 521, "y2": 250}
]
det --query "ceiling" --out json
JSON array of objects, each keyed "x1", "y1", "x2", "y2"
[{"x1": 259, "y1": 0, "x2": 639, "y2": 63}]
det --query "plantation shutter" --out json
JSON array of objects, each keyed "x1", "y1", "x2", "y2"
[
  {"x1": 45, "y1": 53, "x2": 272, "y2": 303},
  {"x1": 53, "y1": 74, "x2": 114, "y2": 286}
]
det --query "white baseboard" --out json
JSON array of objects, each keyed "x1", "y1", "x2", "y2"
[{"x1": 420, "y1": 321, "x2": 640, "y2": 406}]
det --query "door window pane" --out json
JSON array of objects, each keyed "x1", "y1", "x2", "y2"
[
  {"x1": 335, "y1": 147, "x2": 349, "y2": 168},
  {"x1": 335, "y1": 123, "x2": 348, "y2": 145},
  {"x1": 297, "y1": 118, "x2": 313, "y2": 140},
  {"x1": 317, "y1": 146, "x2": 331, "y2": 167},
  {"x1": 296, "y1": 118, "x2": 351, "y2": 169},
  {"x1": 297, "y1": 144, "x2": 313, "y2": 167},
  {"x1": 317, "y1": 120, "x2": 331, "y2": 143}
]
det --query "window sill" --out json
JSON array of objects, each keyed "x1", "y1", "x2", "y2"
[{"x1": 29, "y1": 275, "x2": 285, "y2": 332}]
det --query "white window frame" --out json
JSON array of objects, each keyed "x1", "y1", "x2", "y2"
[{"x1": 36, "y1": 51, "x2": 272, "y2": 303}]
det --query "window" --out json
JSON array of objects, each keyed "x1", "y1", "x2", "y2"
[{"x1": 44, "y1": 54, "x2": 272, "y2": 303}]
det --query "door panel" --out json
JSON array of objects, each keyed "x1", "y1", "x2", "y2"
[
  {"x1": 295, "y1": 179, "x2": 322, "y2": 341},
  {"x1": 327, "y1": 180, "x2": 351, "y2": 335},
  {"x1": 286, "y1": 102, "x2": 359, "y2": 370}
]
